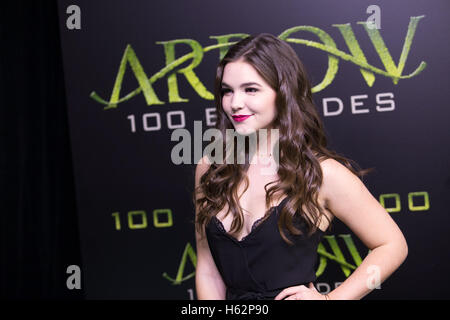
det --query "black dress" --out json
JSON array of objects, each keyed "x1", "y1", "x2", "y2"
[{"x1": 205, "y1": 196, "x2": 325, "y2": 300}]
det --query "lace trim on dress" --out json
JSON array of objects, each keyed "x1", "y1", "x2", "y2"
[
  {"x1": 213, "y1": 216, "x2": 267, "y2": 242},
  {"x1": 212, "y1": 196, "x2": 289, "y2": 242}
]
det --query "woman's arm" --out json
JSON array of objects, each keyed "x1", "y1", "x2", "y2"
[
  {"x1": 320, "y1": 158, "x2": 408, "y2": 300},
  {"x1": 194, "y1": 156, "x2": 227, "y2": 300}
]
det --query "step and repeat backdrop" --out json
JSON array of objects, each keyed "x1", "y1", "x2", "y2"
[{"x1": 57, "y1": 0, "x2": 449, "y2": 299}]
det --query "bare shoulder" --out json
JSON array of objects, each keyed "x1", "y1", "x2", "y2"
[
  {"x1": 318, "y1": 158, "x2": 362, "y2": 205},
  {"x1": 319, "y1": 157, "x2": 350, "y2": 177},
  {"x1": 318, "y1": 158, "x2": 375, "y2": 225},
  {"x1": 320, "y1": 158, "x2": 362, "y2": 191}
]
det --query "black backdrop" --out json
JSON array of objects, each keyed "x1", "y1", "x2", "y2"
[
  {"x1": 1, "y1": 0, "x2": 449, "y2": 300},
  {"x1": 1, "y1": 1, "x2": 83, "y2": 299}
]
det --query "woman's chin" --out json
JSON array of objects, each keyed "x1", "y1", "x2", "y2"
[{"x1": 234, "y1": 126, "x2": 256, "y2": 136}]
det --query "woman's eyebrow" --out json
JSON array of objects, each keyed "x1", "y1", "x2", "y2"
[{"x1": 221, "y1": 82, "x2": 262, "y2": 88}]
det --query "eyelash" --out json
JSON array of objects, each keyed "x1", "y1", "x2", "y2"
[{"x1": 221, "y1": 88, "x2": 258, "y2": 95}]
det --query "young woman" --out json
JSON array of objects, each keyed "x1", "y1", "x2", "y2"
[{"x1": 193, "y1": 33, "x2": 408, "y2": 300}]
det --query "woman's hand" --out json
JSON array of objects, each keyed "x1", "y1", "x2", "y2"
[{"x1": 274, "y1": 282, "x2": 329, "y2": 300}]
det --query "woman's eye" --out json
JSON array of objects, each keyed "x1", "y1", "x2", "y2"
[{"x1": 221, "y1": 87, "x2": 257, "y2": 95}]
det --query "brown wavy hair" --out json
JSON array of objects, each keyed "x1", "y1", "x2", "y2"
[{"x1": 193, "y1": 33, "x2": 373, "y2": 245}]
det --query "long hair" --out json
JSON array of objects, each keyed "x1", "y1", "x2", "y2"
[{"x1": 193, "y1": 33, "x2": 373, "y2": 245}]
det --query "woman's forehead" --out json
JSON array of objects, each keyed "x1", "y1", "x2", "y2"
[{"x1": 222, "y1": 61, "x2": 266, "y2": 86}]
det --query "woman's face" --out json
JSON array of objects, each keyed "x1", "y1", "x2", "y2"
[{"x1": 221, "y1": 59, "x2": 278, "y2": 136}]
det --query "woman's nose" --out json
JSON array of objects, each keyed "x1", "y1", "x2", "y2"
[
  {"x1": 230, "y1": 92, "x2": 244, "y2": 110},
  {"x1": 231, "y1": 105, "x2": 243, "y2": 113}
]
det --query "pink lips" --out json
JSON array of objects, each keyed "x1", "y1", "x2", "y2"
[{"x1": 232, "y1": 114, "x2": 253, "y2": 122}]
